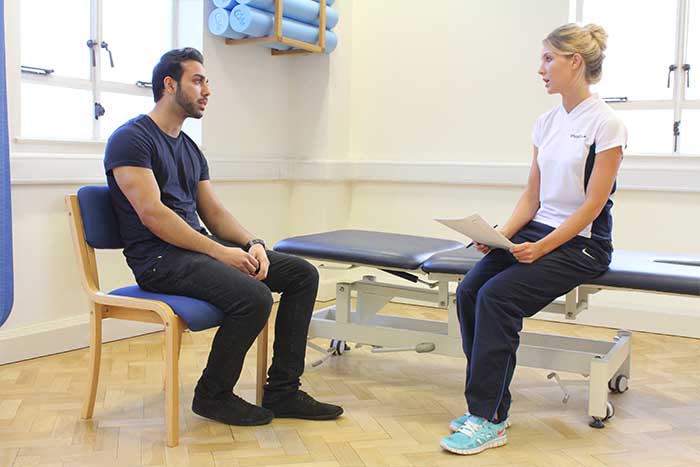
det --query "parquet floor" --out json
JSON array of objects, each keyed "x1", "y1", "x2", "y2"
[{"x1": 1, "y1": 301, "x2": 700, "y2": 466}]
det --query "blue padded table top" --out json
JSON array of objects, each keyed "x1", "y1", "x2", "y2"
[
  {"x1": 274, "y1": 230, "x2": 464, "y2": 270},
  {"x1": 589, "y1": 250, "x2": 700, "y2": 295},
  {"x1": 423, "y1": 248, "x2": 700, "y2": 296},
  {"x1": 421, "y1": 247, "x2": 484, "y2": 274}
]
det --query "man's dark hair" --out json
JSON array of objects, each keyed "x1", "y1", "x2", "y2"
[{"x1": 151, "y1": 48, "x2": 204, "y2": 103}]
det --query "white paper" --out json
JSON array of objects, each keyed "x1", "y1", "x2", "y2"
[{"x1": 435, "y1": 214, "x2": 515, "y2": 249}]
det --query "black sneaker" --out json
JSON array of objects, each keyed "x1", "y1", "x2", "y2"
[
  {"x1": 192, "y1": 392, "x2": 273, "y2": 426},
  {"x1": 262, "y1": 390, "x2": 343, "y2": 420}
]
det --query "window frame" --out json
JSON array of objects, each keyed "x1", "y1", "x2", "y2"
[
  {"x1": 572, "y1": 0, "x2": 700, "y2": 155},
  {"x1": 13, "y1": 0, "x2": 189, "y2": 145}
]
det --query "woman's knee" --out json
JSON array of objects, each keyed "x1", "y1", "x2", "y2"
[
  {"x1": 475, "y1": 280, "x2": 499, "y2": 306},
  {"x1": 475, "y1": 279, "x2": 519, "y2": 319},
  {"x1": 456, "y1": 275, "x2": 480, "y2": 304}
]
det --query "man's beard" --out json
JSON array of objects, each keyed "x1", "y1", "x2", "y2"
[{"x1": 175, "y1": 87, "x2": 203, "y2": 119}]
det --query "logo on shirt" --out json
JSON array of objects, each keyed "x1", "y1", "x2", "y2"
[{"x1": 570, "y1": 133, "x2": 586, "y2": 139}]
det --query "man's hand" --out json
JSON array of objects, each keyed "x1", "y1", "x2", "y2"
[
  {"x1": 510, "y1": 241, "x2": 546, "y2": 264},
  {"x1": 249, "y1": 244, "x2": 270, "y2": 281},
  {"x1": 214, "y1": 245, "x2": 259, "y2": 275}
]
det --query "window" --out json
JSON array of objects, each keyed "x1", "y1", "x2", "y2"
[
  {"x1": 574, "y1": 0, "x2": 699, "y2": 155},
  {"x1": 18, "y1": 0, "x2": 204, "y2": 144}
]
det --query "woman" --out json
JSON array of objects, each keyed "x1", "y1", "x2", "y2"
[{"x1": 440, "y1": 23, "x2": 627, "y2": 455}]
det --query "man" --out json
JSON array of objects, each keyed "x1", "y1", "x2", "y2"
[{"x1": 104, "y1": 48, "x2": 343, "y2": 426}]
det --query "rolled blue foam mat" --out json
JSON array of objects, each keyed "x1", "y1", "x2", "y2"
[
  {"x1": 312, "y1": 0, "x2": 335, "y2": 6},
  {"x1": 239, "y1": 0, "x2": 339, "y2": 29},
  {"x1": 230, "y1": 4, "x2": 337, "y2": 52},
  {"x1": 208, "y1": 8, "x2": 247, "y2": 39},
  {"x1": 212, "y1": 0, "x2": 238, "y2": 9}
]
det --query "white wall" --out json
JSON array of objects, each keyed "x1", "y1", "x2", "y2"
[
  {"x1": 0, "y1": 181, "x2": 291, "y2": 364},
  {"x1": 201, "y1": 0, "x2": 350, "y2": 162},
  {"x1": 0, "y1": 0, "x2": 301, "y2": 364},
  {"x1": 287, "y1": 0, "x2": 353, "y2": 160},
  {"x1": 284, "y1": 0, "x2": 700, "y2": 337},
  {"x1": 2, "y1": 0, "x2": 699, "y2": 364},
  {"x1": 201, "y1": 11, "x2": 293, "y2": 159},
  {"x1": 348, "y1": 0, "x2": 564, "y2": 162}
]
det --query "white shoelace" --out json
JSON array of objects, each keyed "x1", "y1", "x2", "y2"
[{"x1": 458, "y1": 419, "x2": 484, "y2": 438}]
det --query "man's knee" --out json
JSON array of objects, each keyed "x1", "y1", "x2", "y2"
[
  {"x1": 302, "y1": 259, "x2": 319, "y2": 289},
  {"x1": 250, "y1": 287, "x2": 274, "y2": 329},
  {"x1": 254, "y1": 286, "x2": 274, "y2": 313},
  {"x1": 239, "y1": 282, "x2": 274, "y2": 318},
  {"x1": 287, "y1": 256, "x2": 320, "y2": 292}
]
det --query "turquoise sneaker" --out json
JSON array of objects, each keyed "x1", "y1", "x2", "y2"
[
  {"x1": 449, "y1": 412, "x2": 511, "y2": 432},
  {"x1": 440, "y1": 414, "x2": 507, "y2": 455}
]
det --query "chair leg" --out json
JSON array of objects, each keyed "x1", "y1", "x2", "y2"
[
  {"x1": 165, "y1": 319, "x2": 183, "y2": 447},
  {"x1": 255, "y1": 322, "x2": 269, "y2": 406},
  {"x1": 163, "y1": 321, "x2": 185, "y2": 392},
  {"x1": 82, "y1": 304, "x2": 103, "y2": 420},
  {"x1": 176, "y1": 324, "x2": 184, "y2": 361}
]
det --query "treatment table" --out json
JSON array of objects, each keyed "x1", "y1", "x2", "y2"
[{"x1": 275, "y1": 230, "x2": 700, "y2": 428}]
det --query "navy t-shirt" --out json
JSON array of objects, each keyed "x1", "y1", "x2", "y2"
[{"x1": 104, "y1": 115, "x2": 210, "y2": 279}]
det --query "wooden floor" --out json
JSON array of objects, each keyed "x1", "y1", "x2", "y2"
[{"x1": 2, "y1": 301, "x2": 700, "y2": 467}]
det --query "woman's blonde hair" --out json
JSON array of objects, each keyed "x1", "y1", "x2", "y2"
[{"x1": 544, "y1": 23, "x2": 608, "y2": 84}]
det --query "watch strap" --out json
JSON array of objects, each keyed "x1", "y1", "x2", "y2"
[{"x1": 246, "y1": 238, "x2": 266, "y2": 250}]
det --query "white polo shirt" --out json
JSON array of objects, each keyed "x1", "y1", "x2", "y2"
[{"x1": 532, "y1": 94, "x2": 627, "y2": 240}]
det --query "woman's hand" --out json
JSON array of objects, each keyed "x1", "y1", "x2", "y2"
[
  {"x1": 510, "y1": 241, "x2": 547, "y2": 264},
  {"x1": 475, "y1": 229, "x2": 512, "y2": 255},
  {"x1": 474, "y1": 242, "x2": 491, "y2": 254}
]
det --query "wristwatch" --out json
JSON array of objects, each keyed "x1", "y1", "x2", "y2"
[{"x1": 245, "y1": 238, "x2": 266, "y2": 251}]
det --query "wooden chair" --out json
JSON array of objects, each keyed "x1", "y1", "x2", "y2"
[{"x1": 66, "y1": 186, "x2": 269, "y2": 447}]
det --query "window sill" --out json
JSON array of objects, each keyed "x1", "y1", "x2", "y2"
[
  {"x1": 12, "y1": 137, "x2": 107, "y2": 155},
  {"x1": 12, "y1": 137, "x2": 206, "y2": 154},
  {"x1": 7, "y1": 150, "x2": 700, "y2": 192}
]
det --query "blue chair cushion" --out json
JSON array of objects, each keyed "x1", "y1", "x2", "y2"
[
  {"x1": 77, "y1": 185, "x2": 123, "y2": 249},
  {"x1": 109, "y1": 286, "x2": 225, "y2": 331}
]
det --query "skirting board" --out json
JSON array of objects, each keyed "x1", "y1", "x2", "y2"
[
  {"x1": 316, "y1": 278, "x2": 700, "y2": 339},
  {"x1": 0, "y1": 314, "x2": 163, "y2": 365},
  {"x1": 0, "y1": 292, "x2": 284, "y2": 365},
  {"x1": 2, "y1": 286, "x2": 694, "y2": 366}
]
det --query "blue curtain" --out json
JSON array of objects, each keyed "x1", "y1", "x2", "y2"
[{"x1": 0, "y1": 0, "x2": 14, "y2": 328}]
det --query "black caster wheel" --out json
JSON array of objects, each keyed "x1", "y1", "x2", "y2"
[
  {"x1": 329, "y1": 339, "x2": 349, "y2": 355},
  {"x1": 589, "y1": 417, "x2": 605, "y2": 429},
  {"x1": 608, "y1": 374, "x2": 629, "y2": 393},
  {"x1": 603, "y1": 401, "x2": 615, "y2": 421},
  {"x1": 589, "y1": 401, "x2": 614, "y2": 428}
]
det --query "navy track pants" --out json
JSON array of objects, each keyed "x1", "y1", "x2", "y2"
[{"x1": 456, "y1": 221, "x2": 611, "y2": 422}]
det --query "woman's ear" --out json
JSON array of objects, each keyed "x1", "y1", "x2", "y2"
[{"x1": 571, "y1": 53, "x2": 584, "y2": 70}]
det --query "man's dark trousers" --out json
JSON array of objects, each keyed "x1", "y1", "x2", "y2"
[
  {"x1": 137, "y1": 238, "x2": 319, "y2": 404},
  {"x1": 455, "y1": 221, "x2": 611, "y2": 423}
]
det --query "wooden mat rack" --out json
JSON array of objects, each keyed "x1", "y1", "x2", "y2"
[{"x1": 225, "y1": 0, "x2": 327, "y2": 56}]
